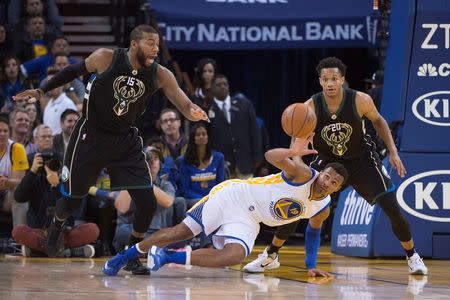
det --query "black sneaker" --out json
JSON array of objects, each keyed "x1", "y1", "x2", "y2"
[
  {"x1": 46, "y1": 220, "x2": 65, "y2": 258},
  {"x1": 64, "y1": 245, "x2": 95, "y2": 258},
  {"x1": 123, "y1": 257, "x2": 150, "y2": 275}
]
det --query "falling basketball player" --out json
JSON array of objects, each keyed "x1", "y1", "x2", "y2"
[
  {"x1": 13, "y1": 25, "x2": 209, "y2": 274},
  {"x1": 244, "y1": 57, "x2": 428, "y2": 275},
  {"x1": 102, "y1": 135, "x2": 347, "y2": 277}
]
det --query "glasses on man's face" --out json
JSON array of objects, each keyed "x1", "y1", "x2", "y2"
[{"x1": 161, "y1": 117, "x2": 179, "y2": 124}]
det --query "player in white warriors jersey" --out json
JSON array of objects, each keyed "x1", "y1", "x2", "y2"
[{"x1": 102, "y1": 134, "x2": 347, "y2": 277}]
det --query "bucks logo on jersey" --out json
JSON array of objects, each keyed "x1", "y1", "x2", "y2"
[
  {"x1": 112, "y1": 75, "x2": 145, "y2": 116},
  {"x1": 270, "y1": 198, "x2": 305, "y2": 221},
  {"x1": 321, "y1": 122, "x2": 353, "y2": 156}
]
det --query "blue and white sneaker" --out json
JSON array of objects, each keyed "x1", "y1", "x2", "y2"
[
  {"x1": 147, "y1": 245, "x2": 169, "y2": 271},
  {"x1": 102, "y1": 252, "x2": 131, "y2": 276}
]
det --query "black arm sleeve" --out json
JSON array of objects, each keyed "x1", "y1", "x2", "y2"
[
  {"x1": 41, "y1": 60, "x2": 89, "y2": 93},
  {"x1": 275, "y1": 220, "x2": 300, "y2": 240}
]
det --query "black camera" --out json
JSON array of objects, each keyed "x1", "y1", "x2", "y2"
[{"x1": 40, "y1": 149, "x2": 61, "y2": 172}]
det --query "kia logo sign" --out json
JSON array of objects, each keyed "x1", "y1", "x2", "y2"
[
  {"x1": 397, "y1": 170, "x2": 450, "y2": 222},
  {"x1": 412, "y1": 91, "x2": 450, "y2": 126}
]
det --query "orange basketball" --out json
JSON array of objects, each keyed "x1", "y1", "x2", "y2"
[{"x1": 281, "y1": 103, "x2": 317, "y2": 138}]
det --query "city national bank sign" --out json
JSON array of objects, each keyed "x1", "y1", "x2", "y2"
[{"x1": 156, "y1": 0, "x2": 378, "y2": 49}]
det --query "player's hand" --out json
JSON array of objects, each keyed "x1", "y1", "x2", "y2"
[
  {"x1": 290, "y1": 133, "x2": 317, "y2": 157},
  {"x1": 307, "y1": 268, "x2": 334, "y2": 278},
  {"x1": 389, "y1": 152, "x2": 406, "y2": 178},
  {"x1": 12, "y1": 89, "x2": 42, "y2": 103},
  {"x1": 189, "y1": 103, "x2": 210, "y2": 122}
]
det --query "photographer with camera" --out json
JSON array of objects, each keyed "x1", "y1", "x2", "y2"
[{"x1": 12, "y1": 125, "x2": 99, "y2": 257}]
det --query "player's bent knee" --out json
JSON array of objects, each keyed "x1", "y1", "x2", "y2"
[{"x1": 222, "y1": 243, "x2": 246, "y2": 266}]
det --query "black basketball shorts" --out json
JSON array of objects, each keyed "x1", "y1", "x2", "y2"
[
  {"x1": 310, "y1": 151, "x2": 395, "y2": 205},
  {"x1": 61, "y1": 118, "x2": 152, "y2": 198}
]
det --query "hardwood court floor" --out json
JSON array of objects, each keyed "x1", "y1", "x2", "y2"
[{"x1": 0, "y1": 246, "x2": 449, "y2": 299}]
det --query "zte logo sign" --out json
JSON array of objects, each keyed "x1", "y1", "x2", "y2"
[
  {"x1": 417, "y1": 63, "x2": 450, "y2": 77},
  {"x1": 421, "y1": 24, "x2": 450, "y2": 49},
  {"x1": 397, "y1": 170, "x2": 450, "y2": 222}
]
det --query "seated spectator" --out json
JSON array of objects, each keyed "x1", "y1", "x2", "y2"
[
  {"x1": 0, "y1": 117, "x2": 29, "y2": 226},
  {"x1": 21, "y1": 36, "x2": 77, "y2": 83},
  {"x1": 42, "y1": 68, "x2": 77, "y2": 134},
  {"x1": 12, "y1": 124, "x2": 99, "y2": 257},
  {"x1": 52, "y1": 108, "x2": 79, "y2": 159},
  {"x1": 178, "y1": 122, "x2": 225, "y2": 208},
  {"x1": 0, "y1": 56, "x2": 33, "y2": 113},
  {"x1": 7, "y1": 0, "x2": 63, "y2": 35},
  {"x1": 40, "y1": 53, "x2": 85, "y2": 109},
  {"x1": 159, "y1": 108, "x2": 187, "y2": 159},
  {"x1": 14, "y1": 15, "x2": 55, "y2": 62},
  {"x1": 146, "y1": 136, "x2": 179, "y2": 192},
  {"x1": 10, "y1": 107, "x2": 37, "y2": 155},
  {"x1": 113, "y1": 146, "x2": 184, "y2": 273},
  {"x1": 193, "y1": 57, "x2": 217, "y2": 111},
  {"x1": 25, "y1": 102, "x2": 41, "y2": 135}
]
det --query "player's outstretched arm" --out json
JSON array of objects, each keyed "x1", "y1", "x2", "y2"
[
  {"x1": 305, "y1": 206, "x2": 333, "y2": 278},
  {"x1": 13, "y1": 48, "x2": 111, "y2": 104},
  {"x1": 157, "y1": 66, "x2": 209, "y2": 122},
  {"x1": 265, "y1": 134, "x2": 317, "y2": 182}
]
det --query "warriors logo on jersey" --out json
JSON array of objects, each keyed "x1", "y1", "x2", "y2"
[
  {"x1": 321, "y1": 122, "x2": 353, "y2": 156},
  {"x1": 112, "y1": 75, "x2": 145, "y2": 116},
  {"x1": 270, "y1": 198, "x2": 306, "y2": 221}
]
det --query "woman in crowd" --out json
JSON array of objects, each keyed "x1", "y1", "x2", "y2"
[
  {"x1": 193, "y1": 57, "x2": 217, "y2": 111},
  {"x1": 178, "y1": 122, "x2": 225, "y2": 208},
  {"x1": 0, "y1": 56, "x2": 32, "y2": 112}
]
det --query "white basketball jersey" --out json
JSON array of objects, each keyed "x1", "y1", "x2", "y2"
[{"x1": 208, "y1": 169, "x2": 330, "y2": 227}]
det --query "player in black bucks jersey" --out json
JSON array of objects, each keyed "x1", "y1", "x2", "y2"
[
  {"x1": 243, "y1": 57, "x2": 427, "y2": 276},
  {"x1": 13, "y1": 25, "x2": 209, "y2": 274}
]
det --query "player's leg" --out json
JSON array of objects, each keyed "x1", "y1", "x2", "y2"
[
  {"x1": 107, "y1": 129, "x2": 157, "y2": 274},
  {"x1": 102, "y1": 220, "x2": 195, "y2": 276},
  {"x1": 242, "y1": 221, "x2": 298, "y2": 272},
  {"x1": 352, "y1": 153, "x2": 427, "y2": 275},
  {"x1": 48, "y1": 119, "x2": 105, "y2": 257}
]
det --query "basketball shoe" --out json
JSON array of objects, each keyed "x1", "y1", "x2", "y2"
[
  {"x1": 46, "y1": 219, "x2": 65, "y2": 257},
  {"x1": 123, "y1": 258, "x2": 150, "y2": 275},
  {"x1": 147, "y1": 245, "x2": 170, "y2": 271},
  {"x1": 407, "y1": 253, "x2": 428, "y2": 275},
  {"x1": 102, "y1": 245, "x2": 143, "y2": 276},
  {"x1": 242, "y1": 247, "x2": 280, "y2": 273}
]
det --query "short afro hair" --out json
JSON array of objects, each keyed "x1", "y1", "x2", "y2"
[{"x1": 316, "y1": 57, "x2": 347, "y2": 76}]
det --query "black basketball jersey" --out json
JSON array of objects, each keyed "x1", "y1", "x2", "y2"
[
  {"x1": 83, "y1": 48, "x2": 159, "y2": 132},
  {"x1": 312, "y1": 88, "x2": 372, "y2": 160}
]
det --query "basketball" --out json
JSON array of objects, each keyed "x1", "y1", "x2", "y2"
[{"x1": 281, "y1": 103, "x2": 316, "y2": 138}]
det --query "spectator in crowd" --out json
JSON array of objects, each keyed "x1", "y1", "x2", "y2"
[
  {"x1": 159, "y1": 108, "x2": 187, "y2": 159},
  {"x1": 7, "y1": 0, "x2": 63, "y2": 35},
  {"x1": 21, "y1": 36, "x2": 77, "y2": 82},
  {"x1": 0, "y1": 24, "x2": 14, "y2": 64},
  {"x1": 25, "y1": 102, "x2": 41, "y2": 134},
  {"x1": 42, "y1": 68, "x2": 77, "y2": 134},
  {"x1": 40, "y1": 53, "x2": 85, "y2": 109},
  {"x1": 178, "y1": 122, "x2": 225, "y2": 208},
  {"x1": 0, "y1": 56, "x2": 33, "y2": 113},
  {"x1": 14, "y1": 15, "x2": 55, "y2": 62},
  {"x1": 0, "y1": 117, "x2": 29, "y2": 226},
  {"x1": 52, "y1": 108, "x2": 79, "y2": 159},
  {"x1": 113, "y1": 146, "x2": 178, "y2": 273},
  {"x1": 233, "y1": 93, "x2": 272, "y2": 177},
  {"x1": 193, "y1": 57, "x2": 217, "y2": 111},
  {"x1": 208, "y1": 74, "x2": 262, "y2": 179},
  {"x1": 10, "y1": 107, "x2": 37, "y2": 155},
  {"x1": 12, "y1": 124, "x2": 98, "y2": 257}
]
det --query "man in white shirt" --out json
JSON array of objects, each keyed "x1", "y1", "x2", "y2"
[{"x1": 43, "y1": 68, "x2": 77, "y2": 134}]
